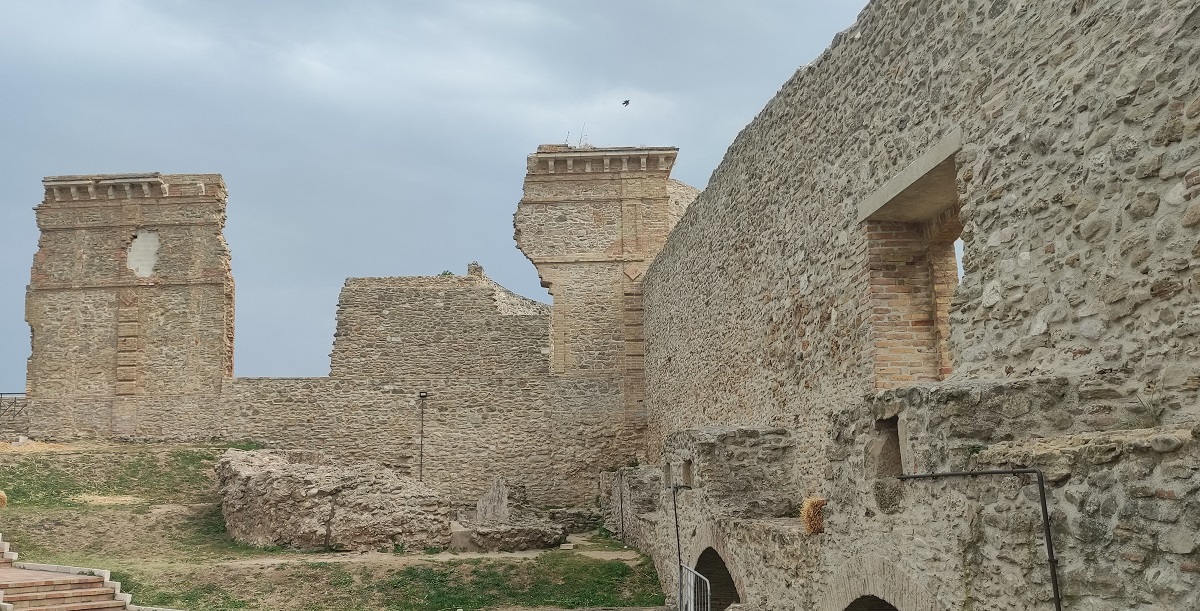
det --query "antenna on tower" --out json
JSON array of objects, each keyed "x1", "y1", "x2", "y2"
[{"x1": 577, "y1": 123, "x2": 588, "y2": 147}]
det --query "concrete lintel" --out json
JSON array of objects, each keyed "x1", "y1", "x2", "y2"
[
  {"x1": 532, "y1": 146, "x2": 677, "y2": 158},
  {"x1": 857, "y1": 127, "x2": 963, "y2": 223},
  {"x1": 96, "y1": 176, "x2": 167, "y2": 186},
  {"x1": 44, "y1": 172, "x2": 163, "y2": 184}
]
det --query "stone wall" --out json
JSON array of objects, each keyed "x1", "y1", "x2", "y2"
[
  {"x1": 27, "y1": 174, "x2": 233, "y2": 400},
  {"x1": 634, "y1": 0, "x2": 1200, "y2": 608},
  {"x1": 644, "y1": 0, "x2": 1200, "y2": 458},
  {"x1": 329, "y1": 266, "x2": 550, "y2": 379},
  {"x1": 516, "y1": 146, "x2": 698, "y2": 452},
  {"x1": 609, "y1": 416, "x2": 1200, "y2": 610}
]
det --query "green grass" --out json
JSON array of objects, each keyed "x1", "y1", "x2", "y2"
[
  {"x1": 376, "y1": 551, "x2": 664, "y2": 610},
  {"x1": 0, "y1": 448, "x2": 221, "y2": 508},
  {"x1": 112, "y1": 571, "x2": 251, "y2": 611},
  {"x1": 0, "y1": 458, "x2": 87, "y2": 507}
]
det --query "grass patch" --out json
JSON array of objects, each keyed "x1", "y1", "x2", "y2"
[
  {"x1": 376, "y1": 551, "x2": 664, "y2": 610},
  {"x1": 580, "y1": 528, "x2": 630, "y2": 551},
  {"x1": 112, "y1": 570, "x2": 251, "y2": 611},
  {"x1": 0, "y1": 448, "x2": 219, "y2": 507},
  {"x1": 0, "y1": 458, "x2": 86, "y2": 507}
]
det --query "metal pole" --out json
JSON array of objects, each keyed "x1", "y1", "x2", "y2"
[
  {"x1": 672, "y1": 484, "x2": 691, "y2": 610},
  {"x1": 899, "y1": 468, "x2": 1062, "y2": 611},
  {"x1": 419, "y1": 398, "x2": 424, "y2": 481},
  {"x1": 417, "y1": 391, "x2": 429, "y2": 481},
  {"x1": 618, "y1": 470, "x2": 626, "y2": 539}
]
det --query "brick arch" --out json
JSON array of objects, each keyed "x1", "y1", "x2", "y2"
[{"x1": 816, "y1": 556, "x2": 945, "y2": 611}]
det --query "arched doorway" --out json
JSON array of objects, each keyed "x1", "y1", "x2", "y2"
[
  {"x1": 695, "y1": 547, "x2": 741, "y2": 610},
  {"x1": 845, "y1": 595, "x2": 899, "y2": 610}
]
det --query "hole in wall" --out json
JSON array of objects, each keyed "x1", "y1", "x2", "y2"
[
  {"x1": 126, "y1": 230, "x2": 160, "y2": 278},
  {"x1": 953, "y1": 237, "x2": 965, "y2": 280},
  {"x1": 681, "y1": 459, "x2": 694, "y2": 487},
  {"x1": 695, "y1": 547, "x2": 741, "y2": 611},
  {"x1": 868, "y1": 416, "x2": 904, "y2": 513}
]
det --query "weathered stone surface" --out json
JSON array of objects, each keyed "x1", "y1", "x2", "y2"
[
  {"x1": 461, "y1": 521, "x2": 568, "y2": 553},
  {"x1": 546, "y1": 507, "x2": 602, "y2": 534},
  {"x1": 631, "y1": 0, "x2": 1200, "y2": 608},
  {"x1": 24, "y1": 149, "x2": 696, "y2": 511},
  {"x1": 216, "y1": 450, "x2": 449, "y2": 552}
]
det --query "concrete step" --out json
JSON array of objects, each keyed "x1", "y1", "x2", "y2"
[
  {"x1": 15, "y1": 601, "x2": 126, "y2": 611},
  {"x1": 0, "y1": 576, "x2": 105, "y2": 594},
  {"x1": 5, "y1": 587, "x2": 117, "y2": 609}
]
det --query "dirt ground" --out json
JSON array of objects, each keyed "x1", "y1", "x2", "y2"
[{"x1": 0, "y1": 440, "x2": 664, "y2": 611}]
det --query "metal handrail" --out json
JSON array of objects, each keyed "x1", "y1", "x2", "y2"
[
  {"x1": 899, "y1": 469, "x2": 1062, "y2": 611},
  {"x1": 680, "y1": 564, "x2": 711, "y2": 611}
]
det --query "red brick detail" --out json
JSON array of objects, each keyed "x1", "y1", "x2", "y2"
[{"x1": 862, "y1": 207, "x2": 962, "y2": 389}]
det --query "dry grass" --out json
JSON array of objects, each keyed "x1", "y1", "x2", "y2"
[{"x1": 0, "y1": 441, "x2": 664, "y2": 611}]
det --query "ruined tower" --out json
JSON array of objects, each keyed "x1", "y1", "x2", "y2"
[
  {"x1": 26, "y1": 174, "x2": 234, "y2": 401},
  {"x1": 515, "y1": 145, "x2": 696, "y2": 446}
]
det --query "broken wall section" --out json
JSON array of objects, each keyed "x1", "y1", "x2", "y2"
[{"x1": 27, "y1": 173, "x2": 234, "y2": 401}]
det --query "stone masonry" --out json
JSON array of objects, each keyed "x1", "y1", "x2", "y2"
[
  {"x1": 22, "y1": 147, "x2": 697, "y2": 510},
  {"x1": 27, "y1": 173, "x2": 233, "y2": 401},
  {"x1": 17, "y1": 0, "x2": 1200, "y2": 607},
  {"x1": 516, "y1": 145, "x2": 698, "y2": 450},
  {"x1": 620, "y1": 0, "x2": 1200, "y2": 609}
]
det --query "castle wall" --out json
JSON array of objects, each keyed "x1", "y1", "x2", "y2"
[
  {"x1": 638, "y1": 0, "x2": 1200, "y2": 608},
  {"x1": 515, "y1": 146, "x2": 698, "y2": 460},
  {"x1": 645, "y1": 0, "x2": 1200, "y2": 455},
  {"x1": 27, "y1": 174, "x2": 233, "y2": 399}
]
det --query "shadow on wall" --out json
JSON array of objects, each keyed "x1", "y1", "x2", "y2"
[
  {"x1": 845, "y1": 595, "x2": 900, "y2": 611},
  {"x1": 696, "y1": 547, "x2": 740, "y2": 611}
]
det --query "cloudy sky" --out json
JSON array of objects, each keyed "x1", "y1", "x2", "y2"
[{"x1": 0, "y1": 0, "x2": 868, "y2": 390}]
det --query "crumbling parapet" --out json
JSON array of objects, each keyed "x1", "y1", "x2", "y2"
[{"x1": 514, "y1": 145, "x2": 698, "y2": 468}]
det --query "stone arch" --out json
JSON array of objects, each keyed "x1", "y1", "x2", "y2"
[
  {"x1": 695, "y1": 547, "x2": 741, "y2": 611},
  {"x1": 845, "y1": 595, "x2": 900, "y2": 610},
  {"x1": 816, "y1": 555, "x2": 946, "y2": 611}
]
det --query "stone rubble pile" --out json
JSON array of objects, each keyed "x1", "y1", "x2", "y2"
[{"x1": 216, "y1": 449, "x2": 450, "y2": 551}]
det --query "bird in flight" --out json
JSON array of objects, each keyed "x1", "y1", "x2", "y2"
[{"x1": 622, "y1": 100, "x2": 630, "y2": 106}]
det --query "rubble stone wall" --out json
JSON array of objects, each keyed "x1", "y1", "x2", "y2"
[
  {"x1": 26, "y1": 174, "x2": 233, "y2": 400},
  {"x1": 635, "y1": 0, "x2": 1200, "y2": 608},
  {"x1": 644, "y1": 0, "x2": 1200, "y2": 459},
  {"x1": 24, "y1": 262, "x2": 635, "y2": 507}
]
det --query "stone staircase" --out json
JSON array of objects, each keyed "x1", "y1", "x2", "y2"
[{"x1": 0, "y1": 534, "x2": 180, "y2": 611}]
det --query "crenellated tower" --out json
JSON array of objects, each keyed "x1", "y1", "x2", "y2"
[
  {"x1": 26, "y1": 173, "x2": 234, "y2": 400},
  {"x1": 515, "y1": 145, "x2": 696, "y2": 447}
]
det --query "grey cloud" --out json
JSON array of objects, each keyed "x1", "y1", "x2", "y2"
[{"x1": 0, "y1": 0, "x2": 868, "y2": 387}]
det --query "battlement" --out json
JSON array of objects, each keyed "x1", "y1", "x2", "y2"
[
  {"x1": 526, "y1": 145, "x2": 678, "y2": 175},
  {"x1": 41, "y1": 173, "x2": 226, "y2": 203}
]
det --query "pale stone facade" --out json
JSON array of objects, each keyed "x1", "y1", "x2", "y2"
[
  {"x1": 16, "y1": 0, "x2": 1200, "y2": 607},
  {"x1": 22, "y1": 148, "x2": 695, "y2": 509},
  {"x1": 616, "y1": 0, "x2": 1200, "y2": 609}
]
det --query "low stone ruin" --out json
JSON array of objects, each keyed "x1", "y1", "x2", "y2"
[
  {"x1": 450, "y1": 477, "x2": 597, "y2": 552},
  {"x1": 216, "y1": 449, "x2": 449, "y2": 551}
]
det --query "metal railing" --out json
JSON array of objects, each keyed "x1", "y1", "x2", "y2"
[
  {"x1": 680, "y1": 564, "x2": 711, "y2": 611},
  {"x1": 0, "y1": 393, "x2": 29, "y2": 435}
]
